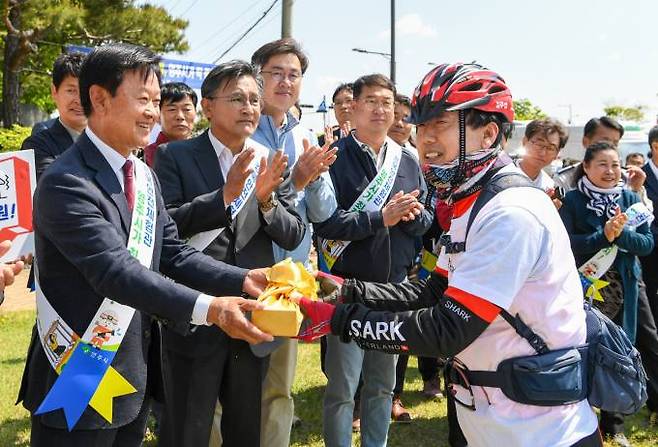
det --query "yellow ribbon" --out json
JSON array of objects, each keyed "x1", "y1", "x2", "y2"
[{"x1": 585, "y1": 277, "x2": 609, "y2": 302}]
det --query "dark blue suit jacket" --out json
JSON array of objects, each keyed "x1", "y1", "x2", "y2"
[
  {"x1": 314, "y1": 134, "x2": 432, "y2": 283},
  {"x1": 22, "y1": 119, "x2": 73, "y2": 180},
  {"x1": 18, "y1": 132, "x2": 248, "y2": 430}
]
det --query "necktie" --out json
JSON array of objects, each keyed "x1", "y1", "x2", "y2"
[{"x1": 122, "y1": 159, "x2": 135, "y2": 211}]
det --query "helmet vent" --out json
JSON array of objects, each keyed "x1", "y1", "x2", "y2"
[{"x1": 461, "y1": 82, "x2": 482, "y2": 91}]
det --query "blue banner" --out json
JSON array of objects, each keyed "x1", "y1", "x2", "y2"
[{"x1": 66, "y1": 45, "x2": 215, "y2": 90}]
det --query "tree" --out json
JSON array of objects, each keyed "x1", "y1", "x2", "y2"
[
  {"x1": 1, "y1": 0, "x2": 189, "y2": 127},
  {"x1": 513, "y1": 98, "x2": 547, "y2": 121},
  {"x1": 603, "y1": 104, "x2": 646, "y2": 122}
]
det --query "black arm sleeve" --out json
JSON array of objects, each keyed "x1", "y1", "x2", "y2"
[
  {"x1": 341, "y1": 271, "x2": 448, "y2": 312},
  {"x1": 330, "y1": 285, "x2": 498, "y2": 358}
]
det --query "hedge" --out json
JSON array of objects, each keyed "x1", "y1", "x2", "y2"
[{"x1": 0, "y1": 125, "x2": 31, "y2": 153}]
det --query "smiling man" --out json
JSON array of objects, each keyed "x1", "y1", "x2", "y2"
[
  {"x1": 18, "y1": 44, "x2": 273, "y2": 447},
  {"x1": 250, "y1": 38, "x2": 338, "y2": 447},
  {"x1": 22, "y1": 52, "x2": 87, "y2": 179},
  {"x1": 153, "y1": 60, "x2": 305, "y2": 447},
  {"x1": 299, "y1": 63, "x2": 602, "y2": 447},
  {"x1": 314, "y1": 73, "x2": 432, "y2": 447}
]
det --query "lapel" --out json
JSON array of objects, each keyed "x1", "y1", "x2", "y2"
[
  {"x1": 78, "y1": 133, "x2": 132, "y2": 234},
  {"x1": 193, "y1": 131, "x2": 224, "y2": 192}
]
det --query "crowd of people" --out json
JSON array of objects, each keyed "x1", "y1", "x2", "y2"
[{"x1": 4, "y1": 36, "x2": 658, "y2": 447}]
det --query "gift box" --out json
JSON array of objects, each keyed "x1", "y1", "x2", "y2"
[{"x1": 251, "y1": 258, "x2": 318, "y2": 337}]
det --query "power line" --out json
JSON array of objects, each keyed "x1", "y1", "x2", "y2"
[
  {"x1": 179, "y1": 0, "x2": 200, "y2": 17},
  {"x1": 191, "y1": 0, "x2": 269, "y2": 57},
  {"x1": 166, "y1": 0, "x2": 185, "y2": 13},
  {"x1": 230, "y1": 8, "x2": 280, "y2": 52},
  {"x1": 212, "y1": 0, "x2": 279, "y2": 64}
]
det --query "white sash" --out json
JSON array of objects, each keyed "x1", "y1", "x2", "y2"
[
  {"x1": 36, "y1": 158, "x2": 157, "y2": 372},
  {"x1": 187, "y1": 140, "x2": 269, "y2": 251},
  {"x1": 319, "y1": 139, "x2": 403, "y2": 271},
  {"x1": 579, "y1": 202, "x2": 654, "y2": 300}
]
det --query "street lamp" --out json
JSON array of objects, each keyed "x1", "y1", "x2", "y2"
[{"x1": 352, "y1": 48, "x2": 391, "y2": 59}]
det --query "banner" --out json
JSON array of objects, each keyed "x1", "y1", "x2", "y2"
[
  {"x1": 66, "y1": 45, "x2": 215, "y2": 90},
  {"x1": 0, "y1": 150, "x2": 36, "y2": 262}
]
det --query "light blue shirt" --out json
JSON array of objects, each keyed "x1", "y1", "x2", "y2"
[{"x1": 251, "y1": 112, "x2": 337, "y2": 267}]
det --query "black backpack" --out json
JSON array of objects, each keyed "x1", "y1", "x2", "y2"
[{"x1": 442, "y1": 172, "x2": 648, "y2": 414}]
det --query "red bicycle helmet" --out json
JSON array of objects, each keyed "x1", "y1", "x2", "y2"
[{"x1": 409, "y1": 62, "x2": 514, "y2": 125}]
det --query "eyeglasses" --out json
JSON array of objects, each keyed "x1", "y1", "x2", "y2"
[
  {"x1": 528, "y1": 138, "x2": 559, "y2": 154},
  {"x1": 208, "y1": 94, "x2": 261, "y2": 109},
  {"x1": 360, "y1": 97, "x2": 395, "y2": 111},
  {"x1": 261, "y1": 69, "x2": 302, "y2": 84},
  {"x1": 333, "y1": 98, "x2": 353, "y2": 107}
]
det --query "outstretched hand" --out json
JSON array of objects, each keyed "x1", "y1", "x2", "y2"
[{"x1": 207, "y1": 296, "x2": 273, "y2": 344}]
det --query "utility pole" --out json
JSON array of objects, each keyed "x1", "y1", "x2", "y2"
[
  {"x1": 390, "y1": 0, "x2": 396, "y2": 83},
  {"x1": 282, "y1": 0, "x2": 293, "y2": 38}
]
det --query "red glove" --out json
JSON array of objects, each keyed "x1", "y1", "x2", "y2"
[
  {"x1": 296, "y1": 297, "x2": 336, "y2": 342},
  {"x1": 316, "y1": 271, "x2": 344, "y2": 304}
]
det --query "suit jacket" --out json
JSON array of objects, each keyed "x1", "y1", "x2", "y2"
[
  {"x1": 21, "y1": 119, "x2": 75, "y2": 180},
  {"x1": 314, "y1": 134, "x2": 433, "y2": 283},
  {"x1": 18, "y1": 132, "x2": 248, "y2": 430},
  {"x1": 153, "y1": 130, "x2": 305, "y2": 356},
  {"x1": 31, "y1": 117, "x2": 58, "y2": 136}
]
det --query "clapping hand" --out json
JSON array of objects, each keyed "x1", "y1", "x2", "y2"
[
  {"x1": 382, "y1": 190, "x2": 423, "y2": 226},
  {"x1": 223, "y1": 148, "x2": 255, "y2": 205},
  {"x1": 604, "y1": 207, "x2": 628, "y2": 242},
  {"x1": 255, "y1": 150, "x2": 288, "y2": 203},
  {"x1": 292, "y1": 133, "x2": 338, "y2": 191}
]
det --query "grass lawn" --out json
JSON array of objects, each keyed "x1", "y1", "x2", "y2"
[{"x1": 2, "y1": 309, "x2": 657, "y2": 446}]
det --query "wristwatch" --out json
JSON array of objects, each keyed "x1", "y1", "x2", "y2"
[{"x1": 258, "y1": 192, "x2": 278, "y2": 213}]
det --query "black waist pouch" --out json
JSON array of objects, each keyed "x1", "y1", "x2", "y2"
[{"x1": 467, "y1": 346, "x2": 589, "y2": 406}]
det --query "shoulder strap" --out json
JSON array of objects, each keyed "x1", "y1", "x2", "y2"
[
  {"x1": 464, "y1": 171, "x2": 548, "y2": 353},
  {"x1": 465, "y1": 172, "x2": 536, "y2": 239}
]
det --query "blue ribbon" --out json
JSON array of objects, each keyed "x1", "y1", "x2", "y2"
[
  {"x1": 35, "y1": 342, "x2": 117, "y2": 431},
  {"x1": 579, "y1": 272, "x2": 593, "y2": 295}
]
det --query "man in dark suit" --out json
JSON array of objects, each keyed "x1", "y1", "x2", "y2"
[
  {"x1": 314, "y1": 74, "x2": 432, "y2": 447},
  {"x1": 641, "y1": 126, "x2": 658, "y2": 323},
  {"x1": 153, "y1": 60, "x2": 305, "y2": 447},
  {"x1": 21, "y1": 52, "x2": 87, "y2": 179},
  {"x1": 18, "y1": 43, "x2": 273, "y2": 447},
  {"x1": 30, "y1": 117, "x2": 57, "y2": 136}
]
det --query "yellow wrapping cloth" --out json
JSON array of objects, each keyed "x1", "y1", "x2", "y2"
[{"x1": 251, "y1": 258, "x2": 318, "y2": 336}]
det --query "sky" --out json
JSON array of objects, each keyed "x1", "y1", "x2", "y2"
[{"x1": 151, "y1": 0, "x2": 658, "y2": 132}]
